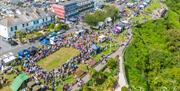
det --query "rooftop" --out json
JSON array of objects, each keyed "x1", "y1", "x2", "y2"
[{"x1": 0, "y1": 8, "x2": 54, "y2": 27}]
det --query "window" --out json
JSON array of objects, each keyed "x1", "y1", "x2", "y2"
[
  {"x1": 15, "y1": 26, "x2": 17, "y2": 30},
  {"x1": 26, "y1": 23, "x2": 29, "y2": 26},
  {"x1": 11, "y1": 27, "x2": 13, "y2": 31},
  {"x1": 22, "y1": 24, "x2": 25, "y2": 27}
]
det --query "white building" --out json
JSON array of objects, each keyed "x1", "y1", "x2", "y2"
[
  {"x1": 92, "y1": 0, "x2": 105, "y2": 10},
  {"x1": 0, "y1": 8, "x2": 55, "y2": 38}
]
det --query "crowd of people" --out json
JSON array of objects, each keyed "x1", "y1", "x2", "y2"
[{"x1": 17, "y1": 27, "x2": 114, "y2": 90}]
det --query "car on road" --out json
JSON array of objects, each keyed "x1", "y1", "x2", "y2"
[
  {"x1": 2, "y1": 37, "x2": 12, "y2": 42},
  {"x1": 8, "y1": 40, "x2": 18, "y2": 46}
]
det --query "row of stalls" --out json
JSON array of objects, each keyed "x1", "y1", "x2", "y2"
[
  {"x1": 127, "y1": 0, "x2": 151, "y2": 10},
  {"x1": 39, "y1": 32, "x2": 58, "y2": 46},
  {"x1": 112, "y1": 20, "x2": 129, "y2": 34},
  {"x1": 95, "y1": 17, "x2": 113, "y2": 30},
  {"x1": 18, "y1": 46, "x2": 39, "y2": 60},
  {"x1": 11, "y1": 72, "x2": 43, "y2": 91},
  {"x1": 0, "y1": 52, "x2": 16, "y2": 71}
]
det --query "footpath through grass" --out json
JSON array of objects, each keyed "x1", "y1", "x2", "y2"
[{"x1": 37, "y1": 47, "x2": 80, "y2": 71}]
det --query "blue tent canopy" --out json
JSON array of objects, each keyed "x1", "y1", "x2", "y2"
[
  {"x1": 48, "y1": 32, "x2": 57, "y2": 38},
  {"x1": 18, "y1": 49, "x2": 30, "y2": 60},
  {"x1": 40, "y1": 38, "x2": 49, "y2": 45},
  {"x1": 91, "y1": 44, "x2": 100, "y2": 51},
  {"x1": 39, "y1": 36, "x2": 46, "y2": 42}
]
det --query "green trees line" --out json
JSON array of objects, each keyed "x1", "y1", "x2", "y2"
[
  {"x1": 124, "y1": 0, "x2": 180, "y2": 90},
  {"x1": 84, "y1": 4, "x2": 119, "y2": 26}
]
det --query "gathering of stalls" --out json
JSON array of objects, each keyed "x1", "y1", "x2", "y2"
[
  {"x1": 1, "y1": 11, "x2": 127, "y2": 90},
  {"x1": 94, "y1": 17, "x2": 113, "y2": 30},
  {"x1": 0, "y1": 52, "x2": 16, "y2": 72},
  {"x1": 13, "y1": 26, "x2": 107, "y2": 90},
  {"x1": 112, "y1": 20, "x2": 130, "y2": 34},
  {"x1": 10, "y1": 72, "x2": 46, "y2": 91}
]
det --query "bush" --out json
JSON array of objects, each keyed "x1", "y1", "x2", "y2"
[
  {"x1": 54, "y1": 24, "x2": 62, "y2": 31},
  {"x1": 84, "y1": 4, "x2": 119, "y2": 26},
  {"x1": 49, "y1": 23, "x2": 55, "y2": 30},
  {"x1": 121, "y1": 86, "x2": 128, "y2": 91},
  {"x1": 107, "y1": 58, "x2": 118, "y2": 70}
]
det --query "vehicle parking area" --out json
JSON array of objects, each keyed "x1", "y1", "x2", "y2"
[{"x1": 0, "y1": 36, "x2": 15, "y2": 55}]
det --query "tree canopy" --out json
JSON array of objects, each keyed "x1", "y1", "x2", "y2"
[
  {"x1": 124, "y1": 1, "x2": 180, "y2": 90},
  {"x1": 84, "y1": 4, "x2": 119, "y2": 26}
]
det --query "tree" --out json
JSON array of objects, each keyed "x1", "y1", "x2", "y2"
[
  {"x1": 107, "y1": 58, "x2": 118, "y2": 70},
  {"x1": 121, "y1": 86, "x2": 128, "y2": 91},
  {"x1": 84, "y1": 13, "x2": 99, "y2": 26},
  {"x1": 84, "y1": 4, "x2": 119, "y2": 26},
  {"x1": 49, "y1": 23, "x2": 55, "y2": 30},
  {"x1": 104, "y1": 4, "x2": 119, "y2": 20},
  {"x1": 15, "y1": 31, "x2": 26, "y2": 42},
  {"x1": 54, "y1": 24, "x2": 62, "y2": 31}
]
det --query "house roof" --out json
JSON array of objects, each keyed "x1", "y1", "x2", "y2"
[
  {"x1": 0, "y1": 8, "x2": 54, "y2": 27},
  {"x1": 10, "y1": 72, "x2": 29, "y2": 91}
]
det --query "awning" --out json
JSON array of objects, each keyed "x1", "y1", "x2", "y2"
[
  {"x1": 32, "y1": 85, "x2": 41, "y2": 91},
  {"x1": 99, "y1": 35, "x2": 106, "y2": 39},
  {"x1": 91, "y1": 44, "x2": 100, "y2": 51},
  {"x1": 3, "y1": 55, "x2": 16, "y2": 64},
  {"x1": 11, "y1": 72, "x2": 29, "y2": 91}
]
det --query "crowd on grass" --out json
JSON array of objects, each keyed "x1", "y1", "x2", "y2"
[{"x1": 15, "y1": 27, "x2": 115, "y2": 90}]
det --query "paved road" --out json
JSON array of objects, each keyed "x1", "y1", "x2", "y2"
[
  {"x1": 0, "y1": 21, "x2": 88, "y2": 56},
  {"x1": 115, "y1": 56, "x2": 128, "y2": 91},
  {"x1": 112, "y1": 28, "x2": 132, "y2": 91},
  {"x1": 0, "y1": 38, "x2": 41, "y2": 56}
]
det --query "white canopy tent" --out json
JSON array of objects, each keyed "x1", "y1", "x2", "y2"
[
  {"x1": 1, "y1": 52, "x2": 16, "y2": 65},
  {"x1": 98, "y1": 35, "x2": 106, "y2": 42}
]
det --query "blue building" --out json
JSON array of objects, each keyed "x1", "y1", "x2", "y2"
[
  {"x1": 63, "y1": 1, "x2": 79, "y2": 19},
  {"x1": 51, "y1": 0, "x2": 94, "y2": 21}
]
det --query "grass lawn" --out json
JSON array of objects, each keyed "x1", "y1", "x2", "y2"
[{"x1": 37, "y1": 47, "x2": 80, "y2": 71}]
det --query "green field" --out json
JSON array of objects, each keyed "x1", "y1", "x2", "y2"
[{"x1": 37, "y1": 47, "x2": 80, "y2": 71}]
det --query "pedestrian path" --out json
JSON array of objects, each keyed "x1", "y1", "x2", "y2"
[{"x1": 115, "y1": 56, "x2": 128, "y2": 91}]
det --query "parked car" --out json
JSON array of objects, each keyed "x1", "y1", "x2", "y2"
[
  {"x1": 2, "y1": 37, "x2": 12, "y2": 42},
  {"x1": 8, "y1": 40, "x2": 18, "y2": 46}
]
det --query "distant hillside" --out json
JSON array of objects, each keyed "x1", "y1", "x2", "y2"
[{"x1": 124, "y1": 0, "x2": 180, "y2": 90}]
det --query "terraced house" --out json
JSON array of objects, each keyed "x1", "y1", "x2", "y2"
[{"x1": 0, "y1": 8, "x2": 55, "y2": 38}]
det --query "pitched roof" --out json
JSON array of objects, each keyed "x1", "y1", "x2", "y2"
[
  {"x1": 10, "y1": 72, "x2": 29, "y2": 91},
  {"x1": 0, "y1": 8, "x2": 54, "y2": 27}
]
